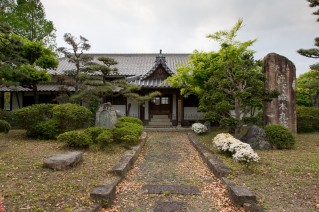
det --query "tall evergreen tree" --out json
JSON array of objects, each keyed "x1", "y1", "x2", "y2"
[
  {"x1": 1, "y1": 0, "x2": 56, "y2": 47},
  {"x1": 167, "y1": 19, "x2": 277, "y2": 136},
  {"x1": 298, "y1": 0, "x2": 319, "y2": 70},
  {"x1": 0, "y1": 23, "x2": 58, "y2": 104},
  {"x1": 0, "y1": 23, "x2": 25, "y2": 85}
]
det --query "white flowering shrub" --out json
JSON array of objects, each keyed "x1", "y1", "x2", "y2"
[
  {"x1": 232, "y1": 148, "x2": 260, "y2": 163},
  {"x1": 212, "y1": 133, "x2": 260, "y2": 164},
  {"x1": 191, "y1": 123, "x2": 208, "y2": 134},
  {"x1": 212, "y1": 133, "x2": 236, "y2": 152}
]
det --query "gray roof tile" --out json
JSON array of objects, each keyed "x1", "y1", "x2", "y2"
[{"x1": 48, "y1": 53, "x2": 189, "y2": 77}]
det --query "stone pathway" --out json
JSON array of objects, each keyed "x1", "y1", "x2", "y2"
[{"x1": 105, "y1": 132, "x2": 243, "y2": 212}]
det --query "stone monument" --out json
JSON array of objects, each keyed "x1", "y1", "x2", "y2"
[
  {"x1": 95, "y1": 102, "x2": 118, "y2": 129},
  {"x1": 263, "y1": 53, "x2": 297, "y2": 134}
]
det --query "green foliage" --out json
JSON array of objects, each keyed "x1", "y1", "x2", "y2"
[
  {"x1": 115, "y1": 122, "x2": 144, "y2": 135},
  {"x1": 12, "y1": 103, "x2": 55, "y2": 130},
  {"x1": 1, "y1": 0, "x2": 56, "y2": 46},
  {"x1": 52, "y1": 103, "x2": 92, "y2": 131},
  {"x1": 96, "y1": 129, "x2": 113, "y2": 148},
  {"x1": 296, "y1": 70, "x2": 319, "y2": 107},
  {"x1": 117, "y1": 116, "x2": 143, "y2": 125},
  {"x1": 0, "y1": 109, "x2": 13, "y2": 124},
  {"x1": 297, "y1": 106, "x2": 319, "y2": 132},
  {"x1": 27, "y1": 119, "x2": 62, "y2": 140},
  {"x1": 265, "y1": 124, "x2": 295, "y2": 149},
  {"x1": 166, "y1": 19, "x2": 276, "y2": 136},
  {"x1": 16, "y1": 64, "x2": 51, "y2": 87},
  {"x1": 0, "y1": 25, "x2": 57, "y2": 103},
  {"x1": 57, "y1": 131, "x2": 92, "y2": 148},
  {"x1": 0, "y1": 23, "x2": 25, "y2": 84},
  {"x1": 0, "y1": 119, "x2": 11, "y2": 133},
  {"x1": 297, "y1": 0, "x2": 319, "y2": 70},
  {"x1": 84, "y1": 126, "x2": 106, "y2": 142},
  {"x1": 113, "y1": 122, "x2": 143, "y2": 145}
]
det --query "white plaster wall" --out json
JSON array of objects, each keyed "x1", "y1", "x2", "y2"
[
  {"x1": 11, "y1": 92, "x2": 23, "y2": 110},
  {"x1": 172, "y1": 94, "x2": 176, "y2": 120},
  {"x1": 127, "y1": 99, "x2": 139, "y2": 118},
  {"x1": 184, "y1": 107, "x2": 204, "y2": 120},
  {"x1": 113, "y1": 105, "x2": 126, "y2": 116}
]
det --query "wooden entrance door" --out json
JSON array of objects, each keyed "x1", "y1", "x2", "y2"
[{"x1": 149, "y1": 96, "x2": 171, "y2": 117}]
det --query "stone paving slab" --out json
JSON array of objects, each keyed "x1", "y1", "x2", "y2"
[
  {"x1": 142, "y1": 184, "x2": 200, "y2": 195},
  {"x1": 153, "y1": 201, "x2": 188, "y2": 212},
  {"x1": 107, "y1": 132, "x2": 243, "y2": 212}
]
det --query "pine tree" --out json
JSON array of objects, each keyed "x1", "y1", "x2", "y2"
[{"x1": 297, "y1": 0, "x2": 319, "y2": 70}]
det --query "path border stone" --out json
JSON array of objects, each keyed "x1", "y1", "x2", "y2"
[
  {"x1": 77, "y1": 132, "x2": 148, "y2": 211},
  {"x1": 187, "y1": 133, "x2": 263, "y2": 211}
]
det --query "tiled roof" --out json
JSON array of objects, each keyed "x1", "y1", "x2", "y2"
[
  {"x1": 128, "y1": 78, "x2": 171, "y2": 88},
  {"x1": 48, "y1": 53, "x2": 189, "y2": 77},
  {"x1": 0, "y1": 53, "x2": 189, "y2": 92},
  {"x1": 0, "y1": 85, "x2": 75, "y2": 92}
]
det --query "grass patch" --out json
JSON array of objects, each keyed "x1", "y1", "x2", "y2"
[
  {"x1": 197, "y1": 129, "x2": 319, "y2": 211},
  {"x1": 0, "y1": 130, "x2": 126, "y2": 211}
]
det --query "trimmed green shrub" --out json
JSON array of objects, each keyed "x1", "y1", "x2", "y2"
[
  {"x1": 297, "y1": 106, "x2": 319, "y2": 133},
  {"x1": 27, "y1": 119, "x2": 62, "y2": 140},
  {"x1": 52, "y1": 103, "x2": 92, "y2": 131},
  {"x1": 96, "y1": 129, "x2": 113, "y2": 148},
  {"x1": 115, "y1": 122, "x2": 143, "y2": 135},
  {"x1": 0, "y1": 119, "x2": 11, "y2": 133},
  {"x1": 117, "y1": 116, "x2": 143, "y2": 125},
  {"x1": 12, "y1": 104, "x2": 55, "y2": 130},
  {"x1": 0, "y1": 109, "x2": 14, "y2": 125},
  {"x1": 84, "y1": 126, "x2": 106, "y2": 143},
  {"x1": 57, "y1": 131, "x2": 92, "y2": 148},
  {"x1": 113, "y1": 122, "x2": 143, "y2": 145},
  {"x1": 265, "y1": 124, "x2": 295, "y2": 149}
]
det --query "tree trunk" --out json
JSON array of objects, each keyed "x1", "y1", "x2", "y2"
[{"x1": 234, "y1": 97, "x2": 241, "y2": 138}]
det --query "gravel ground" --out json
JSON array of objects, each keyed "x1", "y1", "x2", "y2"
[{"x1": 104, "y1": 132, "x2": 244, "y2": 212}]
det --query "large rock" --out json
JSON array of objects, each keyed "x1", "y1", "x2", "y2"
[
  {"x1": 241, "y1": 125, "x2": 272, "y2": 150},
  {"x1": 43, "y1": 151, "x2": 83, "y2": 170}
]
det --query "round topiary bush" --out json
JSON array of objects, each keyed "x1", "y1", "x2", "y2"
[
  {"x1": 117, "y1": 116, "x2": 143, "y2": 125},
  {"x1": 0, "y1": 109, "x2": 14, "y2": 126},
  {"x1": 52, "y1": 103, "x2": 92, "y2": 131},
  {"x1": 84, "y1": 126, "x2": 106, "y2": 143},
  {"x1": 264, "y1": 124, "x2": 295, "y2": 149},
  {"x1": 0, "y1": 119, "x2": 11, "y2": 133},
  {"x1": 12, "y1": 104, "x2": 55, "y2": 130},
  {"x1": 57, "y1": 131, "x2": 92, "y2": 148},
  {"x1": 96, "y1": 129, "x2": 113, "y2": 148},
  {"x1": 27, "y1": 119, "x2": 62, "y2": 140},
  {"x1": 112, "y1": 122, "x2": 143, "y2": 146}
]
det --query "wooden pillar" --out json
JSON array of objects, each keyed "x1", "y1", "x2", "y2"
[{"x1": 178, "y1": 96, "x2": 182, "y2": 127}]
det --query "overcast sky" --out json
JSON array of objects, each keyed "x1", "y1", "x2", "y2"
[{"x1": 41, "y1": 0, "x2": 318, "y2": 76}]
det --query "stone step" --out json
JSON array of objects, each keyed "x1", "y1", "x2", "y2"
[
  {"x1": 153, "y1": 201, "x2": 187, "y2": 212},
  {"x1": 150, "y1": 118, "x2": 171, "y2": 122},
  {"x1": 152, "y1": 115, "x2": 170, "y2": 119},
  {"x1": 148, "y1": 121, "x2": 172, "y2": 126}
]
